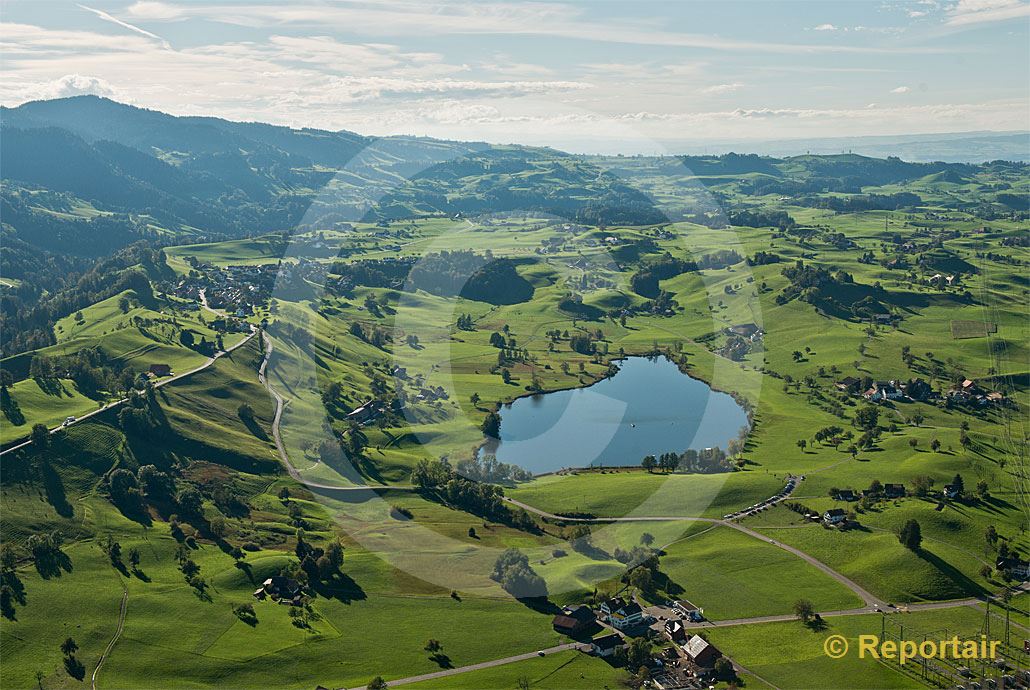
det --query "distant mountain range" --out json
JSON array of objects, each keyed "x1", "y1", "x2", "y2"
[
  {"x1": 1, "y1": 96, "x2": 1024, "y2": 262},
  {"x1": 660, "y1": 131, "x2": 1030, "y2": 163}
]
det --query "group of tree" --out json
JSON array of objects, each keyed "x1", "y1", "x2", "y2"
[
  {"x1": 406, "y1": 250, "x2": 533, "y2": 305},
  {"x1": 641, "y1": 447, "x2": 732, "y2": 474},
  {"x1": 630, "y1": 251, "x2": 741, "y2": 299},
  {"x1": 411, "y1": 457, "x2": 536, "y2": 532},
  {"x1": 295, "y1": 530, "x2": 345, "y2": 584},
  {"x1": 454, "y1": 454, "x2": 532, "y2": 483},
  {"x1": 490, "y1": 548, "x2": 547, "y2": 599},
  {"x1": 106, "y1": 463, "x2": 177, "y2": 516}
]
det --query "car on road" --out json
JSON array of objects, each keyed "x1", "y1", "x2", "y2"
[
  {"x1": 64, "y1": 416, "x2": 76, "y2": 425},
  {"x1": 536, "y1": 651, "x2": 545, "y2": 657}
]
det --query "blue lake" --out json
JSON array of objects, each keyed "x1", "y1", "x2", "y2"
[{"x1": 480, "y1": 356, "x2": 749, "y2": 474}]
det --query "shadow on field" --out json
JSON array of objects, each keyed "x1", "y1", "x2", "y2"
[
  {"x1": 919, "y1": 549, "x2": 987, "y2": 598},
  {"x1": 517, "y1": 596, "x2": 560, "y2": 616},
  {"x1": 314, "y1": 572, "x2": 367, "y2": 605},
  {"x1": 40, "y1": 462, "x2": 73, "y2": 518}
]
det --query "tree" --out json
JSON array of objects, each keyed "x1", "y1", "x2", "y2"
[
  {"x1": 930, "y1": 438, "x2": 941, "y2": 453},
  {"x1": 976, "y1": 481, "x2": 989, "y2": 499},
  {"x1": 176, "y1": 487, "x2": 204, "y2": 517},
  {"x1": 209, "y1": 516, "x2": 227, "y2": 539},
  {"x1": 985, "y1": 524, "x2": 999, "y2": 546},
  {"x1": 424, "y1": 639, "x2": 443, "y2": 655},
  {"x1": 640, "y1": 532, "x2": 655, "y2": 547},
  {"x1": 714, "y1": 657, "x2": 737, "y2": 682},
  {"x1": 0, "y1": 543, "x2": 16, "y2": 572},
  {"x1": 128, "y1": 547, "x2": 141, "y2": 570},
  {"x1": 793, "y1": 599, "x2": 815, "y2": 623},
  {"x1": 898, "y1": 519, "x2": 922, "y2": 551},
  {"x1": 951, "y1": 473, "x2": 965, "y2": 495},
  {"x1": 908, "y1": 438, "x2": 918, "y2": 450},
  {"x1": 481, "y1": 411, "x2": 501, "y2": 438},
  {"x1": 237, "y1": 403, "x2": 255, "y2": 423},
  {"x1": 792, "y1": 350, "x2": 803, "y2": 362},
  {"x1": 118, "y1": 296, "x2": 131, "y2": 313},
  {"x1": 469, "y1": 392, "x2": 480, "y2": 407},
  {"x1": 500, "y1": 368, "x2": 512, "y2": 384},
  {"x1": 854, "y1": 405, "x2": 879, "y2": 431},
  {"x1": 911, "y1": 475, "x2": 934, "y2": 497},
  {"x1": 641, "y1": 455, "x2": 656, "y2": 473},
  {"x1": 626, "y1": 637, "x2": 651, "y2": 670},
  {"x1": 367, "y1": 677, "x2": 388, "y2": 690},
  {"x1": 61, "y1": 637, "x2": 78, "y2": 656},
  {"x1": 797, "y1": 439, "x2": 807, "y2": 452},
  {"x1": 629, "y1": 566, "x2": 652, "y2": 592},
  {"x1": 0, "y1": 370, "x2": 12, "y2": 390},
  {"x1": 30, "y1": 423, "x2": 50, "y2": 450},
  {"x1": 979, "y1": 565, "x2": 992, "y2": 579}
]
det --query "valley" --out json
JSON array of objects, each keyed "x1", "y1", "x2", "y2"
[{"x1": 0, "y1": 97, "x2": 1027, "y2": 690}]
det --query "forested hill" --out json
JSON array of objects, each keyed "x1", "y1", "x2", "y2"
[{"x1": 1, "y1": 97, "x2": 1025, "y2": 265}]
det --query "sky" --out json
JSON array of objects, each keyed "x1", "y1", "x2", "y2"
[{"x1": 1, "y1": 0, "x2": 1028, "y2": 153}]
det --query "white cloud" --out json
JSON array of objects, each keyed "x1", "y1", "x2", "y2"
[
  {"x1": 946, "y1": 0, "x2": 1030, "y2": 26},
  {"x1": 701, "y1": 83, "x2": 744, "y2": 95},
  {"x1": 812, "y1": 23, "x2": 838, "y2": 31},
  {"x1": 314, "y1": 76, "x2": 592, "y2": 103},
  {"x1": 0, "y1": 22, "x2": 159, "y2": 53},
  {"x1": 5, "y1": 74, "x2": 118, "y2": 103},
  {"x1": 891, "y1": 85, "x2": 912, "y2": 93},
  {"x1": 121, "y1": 2, "x2": 936, "y2": 54},
  {"x1": 908, "y1": 10, "x2": 928, "y2": 17},
  {"x1": 125, "y1": 1, "x2": 186, "y2": 20}
]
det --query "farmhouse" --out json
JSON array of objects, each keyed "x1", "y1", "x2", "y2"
[
  {"x1": 683, "y1": 634, "x2": 721, "y2": 668},
  {"x1": 902, "y1": 378, "x2": 934, "y2": 401},
  {"x1": 823, "y1": 508, "x2": 847, "y2": 525},
  {"x1": 664, "y1": 619, "x2": 687, "y2": 642},
  {"x1": 599, "y1": 596, "x2": 626, "y2": 618},
  {"x1": 833, "y1": 489, "x2": 858, "y2": 502},
  {"x1": 726, "y1": 323, "x2": 763, "y2": 340},
  {"x1": 608, "y1": 600, "x2": 644, "y2": 630},
  {"x1": 884, "y1": 483, "x2": 907, "y2": 499},
  {"x1": 255, "y1": 576, "x2": 302, "y2": 603},
  {"x1": 551, "y1": 605, "x2": 595, "y2": 635},
  {"x1": 591, "y1": 633, "x2": 625, "y2": 658},
  {"x1": 835, "y1": 376, "x2": 861, "y2": 392},
  {"x1": 346, "y1": 400, "x2": 383, "y2": 424},
  {"x1": 148, "y1": 363, "x2": 172, "y2": 377},
  {"x1": 995, "y1": 556, "x2": 1030, "y2": 580},
  {"x1": 944, "y1": 484, "x2": 961, "y2": 499},
  {"x1": 864, "y1": 381, "x2": 903, "y2": 402}
]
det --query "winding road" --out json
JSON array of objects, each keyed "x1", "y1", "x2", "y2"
[
  {"x1": 0, "y1": 326, "x2": 259, "y2": 456},
  {"x1": 501, "y1": 495, "x2": 885, "y2": 608},
  {"x1": 91, "y1": 587, "x2": 128, "y2": 690}
]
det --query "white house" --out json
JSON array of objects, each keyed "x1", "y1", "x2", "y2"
[{"x1": 823, "y1": 508, "x2": 847, "y2": 525}]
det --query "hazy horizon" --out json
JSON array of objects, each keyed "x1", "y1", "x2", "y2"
[{"x1": 2, "y1": 0, "x2": 1029, "y2": 154}]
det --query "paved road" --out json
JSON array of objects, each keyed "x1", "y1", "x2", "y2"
[
  {"x1": 257, "y1": 336, "x2": 414, "y2": 494},
  {"x1": 0, "y1": 326, "x2": 259, "y2": 456},
  {"x1": 341, "y1": 643, "x2": 584, "y2": 690},
  {"x1": 502, "y1": 496, "x2": 887, "y2": 608}
]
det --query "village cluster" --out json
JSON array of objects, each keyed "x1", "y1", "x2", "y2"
[
  {"x1": 835, "y1": 376, "x2": 1007, "y2": 408},
  {"x1": 550, "y1": 597, "x2": 731, "y2": 689}
]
